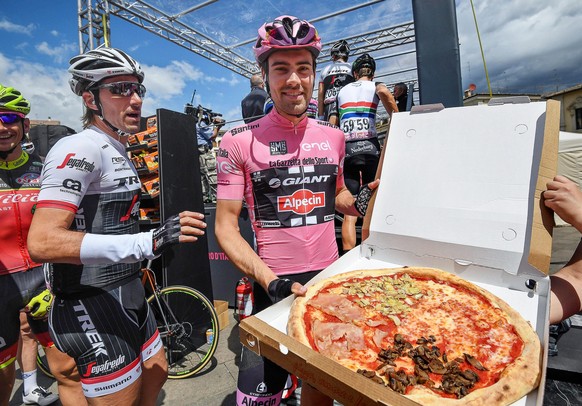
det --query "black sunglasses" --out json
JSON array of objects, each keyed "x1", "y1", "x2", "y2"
[{"x1": 94, "y1": 81, "x2": 147, "y2": 98}]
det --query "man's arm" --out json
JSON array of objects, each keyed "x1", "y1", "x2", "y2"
[
  {"x1": 28, "y1": 207, "x2": 206, "y2": 264},
  {"x1": 334, "y1": 180, "x2": 380, "y2": 217},
  {"x1": 376, "y1": 83, "x2": 398, "y2": 115},
  {"x1": 544, "y1": 175, "x2": 582, "y2": 323},
  {"x1": 550, "y1": 240, "x2": 582, "y2": 324},
  {"x1": 215, "y1": 199, "x2": 306, "y2": 295},
  {"x1": 211, "y1": 117, "x2": 224, "y2": 142},
  {"x1": 28, "y1": 208, "x2": 84, "y2": 264}
]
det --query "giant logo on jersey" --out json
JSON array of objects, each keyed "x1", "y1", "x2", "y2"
[
  {"x1": 251, "y1": 165, "x2": 337, "y2": 228},
  {"x1": 277, "y1": 189, "x2": 325, "y2": 215}
]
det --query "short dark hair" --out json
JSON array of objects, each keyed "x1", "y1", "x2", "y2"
[
  {"x1": 250, "y1": 74, "x2": 263, "y2": 88},
  {"x1": 395, "y1": 82, "x2": 408, "y2": 94}
]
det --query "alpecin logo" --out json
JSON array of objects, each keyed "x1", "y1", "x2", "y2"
[
  {"x1": 56, "y1": 153, "x2": 96, "y2": 172},
  {"x1": 269, "y1": 141, "x2": 287, "y2": 155},
  {"x1": 277, "y1": 189, "x2": 325, "y2": 215}
]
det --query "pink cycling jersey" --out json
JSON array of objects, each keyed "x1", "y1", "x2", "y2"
[{"x1": 217, "y1": 109, "x2": 346, "y2": 276}]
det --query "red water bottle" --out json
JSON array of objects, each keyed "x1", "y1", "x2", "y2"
[{"x1": 235, "y1": 277, "x2": 254, "y2": 321}]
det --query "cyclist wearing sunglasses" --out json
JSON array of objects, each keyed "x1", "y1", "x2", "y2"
[
  {"x1": 0, "y1": 84, "x2": 86, "y2": 406},
  {"x1": 215, "y1": 15, "x2": 378, "y2": 406},
  {"x1": 27, "y1": 46, "x2": 207, "y2": 405}
]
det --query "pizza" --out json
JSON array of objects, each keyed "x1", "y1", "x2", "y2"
[{"x1": 287, "y1": 267, "x2": 542, "y2": 405}]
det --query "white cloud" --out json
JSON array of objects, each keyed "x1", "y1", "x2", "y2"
[
  {"x1": 0, "y1": 53, "x2": 82, "y2": 131},
  {"x1": 35, "y1": 41, "x2": 78, "y2": 64},
  {"x1": 143, "y1": 61, "x2": 204, "y2": 103},
  {"x1": 0, "y1": 18, "x2": 34, "y2": 35},
  {"x1": 50, "y1": 30, "x2": 59, "y2": 37},
  {"x1": 456, "y1": 0, "x2": 582, "y2": 93},
  {"x1": 0, "y1": 53, "x2": 240, "y2": 132}
]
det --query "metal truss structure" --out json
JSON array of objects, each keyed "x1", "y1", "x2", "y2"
[{"x1": 77, "y1": 0, "x2": 417, "y2": 83}]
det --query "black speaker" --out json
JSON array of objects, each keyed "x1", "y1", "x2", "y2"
[
  {"x1": 205, "y1": 205, "x2": 254, "y2": 307},
  {"x1": 156, "y1": 108, "x2": 213, "y2": 300}
]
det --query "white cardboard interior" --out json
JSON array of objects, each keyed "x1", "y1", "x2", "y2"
[{"x1": 254, "y1": 101, "x2": 553, "y2": 406}]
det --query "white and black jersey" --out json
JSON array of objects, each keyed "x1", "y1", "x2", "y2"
[{"x1": 37, "y1": 126, "x2": 142, "y2": 297}]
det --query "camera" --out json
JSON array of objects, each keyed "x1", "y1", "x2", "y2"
[{"x1": 184, "y1": 103, "x2": 223, "y2": 125}]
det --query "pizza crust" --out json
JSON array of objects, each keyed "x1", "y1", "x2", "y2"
[{"x1": 287, "y1": 267, "x2": 542, "y2": 405}]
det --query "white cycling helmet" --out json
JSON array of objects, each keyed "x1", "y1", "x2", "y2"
[{"x1": 68, "y1": 46, "x2": 144, "y2": 95}]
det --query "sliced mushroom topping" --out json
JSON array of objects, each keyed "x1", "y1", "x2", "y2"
[
  {"x1": 428, "y1": 359, "x2": 447, "y2": 374},
  {"x1": 414, "y1": 365, "x2": 430, "y2": 384},
  {"x1": 461, "y1": 369, "x2": 479, "y2": 382},
  {"x1": 464, "y1": 353, "x2": 488, "y2": 371},
  {"x1": 376, "y1": 334, "x2": 484, "y2": 399},
  {"x1": 371, "y1": 375, "x2": 385, "y2": 385}
]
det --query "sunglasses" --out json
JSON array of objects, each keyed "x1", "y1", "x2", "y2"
[
  {"x1": 94, "y1": 82, "x2": 147, "y2": 98},
  {"x1": 0, "y1": 112, "x2": 25, "y2": 125}
]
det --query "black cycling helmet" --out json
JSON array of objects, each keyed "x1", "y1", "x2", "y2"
[
  {"x1": 351, "y1": 53, "x2": 376, "y2": 77},
  {"x1": 330, "y1": 40, "x2": 350, "y2": 60}
]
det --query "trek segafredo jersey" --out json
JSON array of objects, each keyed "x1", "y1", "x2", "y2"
[
  {"x1": 37, "y1": 126, "x2": 141, "y2": 296},
  {"x1": 217, "y1": 109, "x2": 346, "y2": 276},
  {"x1": 319, "y1": 61, "x2": 355, "y2": 105},
  {"x1": 0, "y1": 151, "x2": 43, "y2": 275}
]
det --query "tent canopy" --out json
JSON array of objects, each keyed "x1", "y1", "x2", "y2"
[{"x1": 555, "y1": 131, "x2": 582, "y2": 226}]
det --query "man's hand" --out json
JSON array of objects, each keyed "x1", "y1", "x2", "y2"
[
  {"x1": 152, "y1": 211, "x2": 206, "y2": 256},
  {"x1": 544, "y1": 176, "x2": 582, "y2": 231},
  {"x1": 213, "y1": 116, "x2": 225, "y2": 129},
  {"x1": 25, "y1": 289, "x2": 53, "y2": 319},
  {"x1": 267, "y1": 278, "x2": 307, "y2": 303},
  {"x1": 355, "y1": 179, "x2": 380, "y2": 216}
]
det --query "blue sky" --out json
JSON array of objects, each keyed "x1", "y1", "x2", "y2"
[{"x1": 1, "y1": 0, "x2": 581, "y2": 131}]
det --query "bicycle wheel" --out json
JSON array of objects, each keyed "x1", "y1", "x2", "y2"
[
  {"x1": 36, "y1": 345, "x2": 53, "y2": 378},
  {"x1": 147, "y1": 285, "x2": 219, "y2": 378}
]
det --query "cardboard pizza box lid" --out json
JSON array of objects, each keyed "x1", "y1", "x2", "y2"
[{"x1": 362, "y1": 99, "x2": 559, "y2": 276}]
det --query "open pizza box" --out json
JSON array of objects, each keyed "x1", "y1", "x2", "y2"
[{"x1": 239, "y1": 99, "x2": 560, "y2": 405}]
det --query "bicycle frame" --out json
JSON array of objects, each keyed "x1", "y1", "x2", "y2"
[{"x1": 141, "y1": 265, "x2": 177, "y2": 338}]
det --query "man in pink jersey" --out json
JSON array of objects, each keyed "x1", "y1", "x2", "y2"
[{"x1": 215, "y1": 15, "x2": 378, "y2": 406}]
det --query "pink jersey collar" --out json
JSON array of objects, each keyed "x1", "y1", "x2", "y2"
[{"x1": 267, "y1": 107, "x2": 309, "y2": 131}]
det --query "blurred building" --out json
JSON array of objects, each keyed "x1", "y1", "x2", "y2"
[
  {"x1": 30, "y1": 119, "x2": 61, "y2": 127},
  {"x1": 463, "y1": 92, "x2": 543, "y2": 106},
  {"x1": 543, "y1": 84, "x2": 582, "y2": 133}
]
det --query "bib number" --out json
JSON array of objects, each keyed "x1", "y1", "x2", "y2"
[
  {"x1": 342, "y1": 117, "x2": 370, "y2": 135},
  {"x1": 324, "y1": 87, "x2": 339, "y2": 104}
]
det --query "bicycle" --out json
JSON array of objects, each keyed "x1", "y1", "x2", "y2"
[
  {"x1": 142, "y1": 259, "x2": 220, "y2": 378},
  {"x1": 38, "y1": 259, "x2": 220, "y2": 379}
]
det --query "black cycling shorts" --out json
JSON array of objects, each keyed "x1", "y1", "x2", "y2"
[
  {"x1": 344, "y1": 153, "x2": 380, "y2": 195},
  {"x1": 236, "y1": 270, "x2": 321, "y2": 405},
  {"x1": 49, "y1": 277, "x2": 162, "y2": 397},
  {"x1": 0, "y1": 267, "x2": 52, "y2": 369}
]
